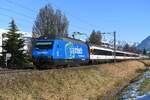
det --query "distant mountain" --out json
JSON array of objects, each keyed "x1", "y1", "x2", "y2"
[{"x1": 137, "y1": 36, "x2": 150, "y2": 51}]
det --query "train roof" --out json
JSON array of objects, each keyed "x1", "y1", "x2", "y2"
[
  {"x1": 89, "y1": 44, "x2": 139, "y2": 55},
  {"x1": 60, "y1": 37, "x2": 86, "y2": 44},
  {"x1": 35, "y1": 37, "x2": 86, "y2": 45}
]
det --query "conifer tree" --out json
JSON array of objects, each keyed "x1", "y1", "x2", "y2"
[
  {"x1": 0, "y1": 55, "x2": 5, "y2": 67},
  {"x1": 88, "y1": 30, "x2": 102, "y2": 45},
  {"x1": 4, "y1": 20, "x2": 27, "y2": 68}
]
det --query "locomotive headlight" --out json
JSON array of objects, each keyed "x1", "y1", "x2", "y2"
[{"x1": 48, "y1": 56, "x2": 51, "y2": 62}]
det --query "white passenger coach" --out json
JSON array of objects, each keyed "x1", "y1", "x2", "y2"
[{"x1": 89, "y1": 45, "x2": 148, "y2": 63}]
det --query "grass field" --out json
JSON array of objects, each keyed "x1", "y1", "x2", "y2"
[{"x1": 0, "y1": 60, "x2": 149, "y2": 100}]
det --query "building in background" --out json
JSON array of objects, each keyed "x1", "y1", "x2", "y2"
[
  {"x1": 0, "y1": 29, "x2": 6, "y2": 56},
  {"x1": 22, "y1": 32, "x2": 32, "y2": 53}
]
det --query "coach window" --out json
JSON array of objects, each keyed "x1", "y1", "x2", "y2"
[
  {"x1": 94, "y1": 49, "x2": 112, "y2": 55},
  {"x1": 116, "y1": 52, "x2": 124, "y2": 56}
]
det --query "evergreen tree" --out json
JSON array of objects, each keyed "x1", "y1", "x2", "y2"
[
  {"x1": 4, "y1": 20, "x2": 27, "y2": 68},
  {"x1": 123, "y1": 43, "x2": 139, "y2": 53},
  {"x1": 123, "y1": 43, "x2": 130, "y2": 51},
  {"x1": 88, "y1": 30, "x2": 102, "y2": 45}
]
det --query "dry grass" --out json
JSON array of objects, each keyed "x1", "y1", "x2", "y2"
[
  {"x1": 140, "y1": 60, "x2": 150, "y2": 66},
  {"x1": 0, "y1": 60, "x2": 150, "y2": 100}
]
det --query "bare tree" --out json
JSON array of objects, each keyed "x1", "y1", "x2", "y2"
[{"x1": 32, "y1": 4, "x2": 69, "y2": 39}]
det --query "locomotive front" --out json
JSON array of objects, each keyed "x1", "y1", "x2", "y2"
[{"x1": 32, "y1": 40, "x2": 54, "y2": 67}]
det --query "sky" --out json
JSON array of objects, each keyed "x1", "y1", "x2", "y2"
[{"x1": 0, "y1": 0, "x2": 150, "y2": 43}]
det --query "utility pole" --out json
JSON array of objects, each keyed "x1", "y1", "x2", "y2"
[
  {"x1": 113, "y1": 31, "x2": 116, "y2": 63},
  {"x1": 102, "y1": 31, "x2": 116, "y2": 63}
]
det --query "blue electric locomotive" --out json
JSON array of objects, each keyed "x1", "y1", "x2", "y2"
[{"x1": 32, "y1": 38, "x2": 90, "y2": 68}]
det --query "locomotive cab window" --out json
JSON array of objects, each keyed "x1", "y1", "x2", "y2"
[{"x1": 35, "y1": 41, "x2": 53, "y2": 49}]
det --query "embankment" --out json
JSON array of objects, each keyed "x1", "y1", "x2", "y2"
[{"x1": 0, "y1": 60, "x2": 150, "y2": 100}]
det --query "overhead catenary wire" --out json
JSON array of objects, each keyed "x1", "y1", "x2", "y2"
[
  {"x1": 5, "y1": 0, "x2": 91, "y2": 32},
  {"x1": 0, "y1": 10, "x2": 88, "y2": 34},
  {"x1": 1, "y1": 0, "x2": 92, "y2": 35},
  {"x1": 0, "y1": 7, "x2": 68, "y2": 35},
  {"x1": 42, "y1": 0, "x2": 99, "y2": 38},
  {"x1": 0, "y1": 13, "x2": 31, "y2": 27},
  {"x1": 44, "y1": 0, "x2": 102, "y2": 30},
  {"x1": 5, "y1": 0, "x2": 37, "y2": 14},
  {"x1": 0, "y1": 11, "x2": 41, "y2": 35},
  {"x1": 0, "y1": 6, "x2": 42, "y2": 34},
  {"x1": 0, "y1": 7, "x2": 35, "y2": 20},
  {"x1": 0, "y1": 12, "x2": 33, "y2": 23}
]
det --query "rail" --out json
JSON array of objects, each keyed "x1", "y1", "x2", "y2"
[{"x1": 0, "y1": 69, "x2": 33, "y2": 75}]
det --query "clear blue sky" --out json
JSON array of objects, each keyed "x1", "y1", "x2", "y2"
[{"x1": 0, "y1": 0, "x2": 150, "y2": 43}]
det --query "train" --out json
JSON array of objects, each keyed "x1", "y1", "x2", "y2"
[{"x1": 32, "y1": 37, "x2": 149, "y2": 68}]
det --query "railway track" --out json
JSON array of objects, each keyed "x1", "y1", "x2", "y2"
[
  {"x1": 0, "y1": 65, "x2": 92, "y2": 75},
  {"x1": 0, "y1": 61, "x2": 126, "y2": 75},
  {"x1": 0, "y1": 69, "x2": 33, "y2": 75}
]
